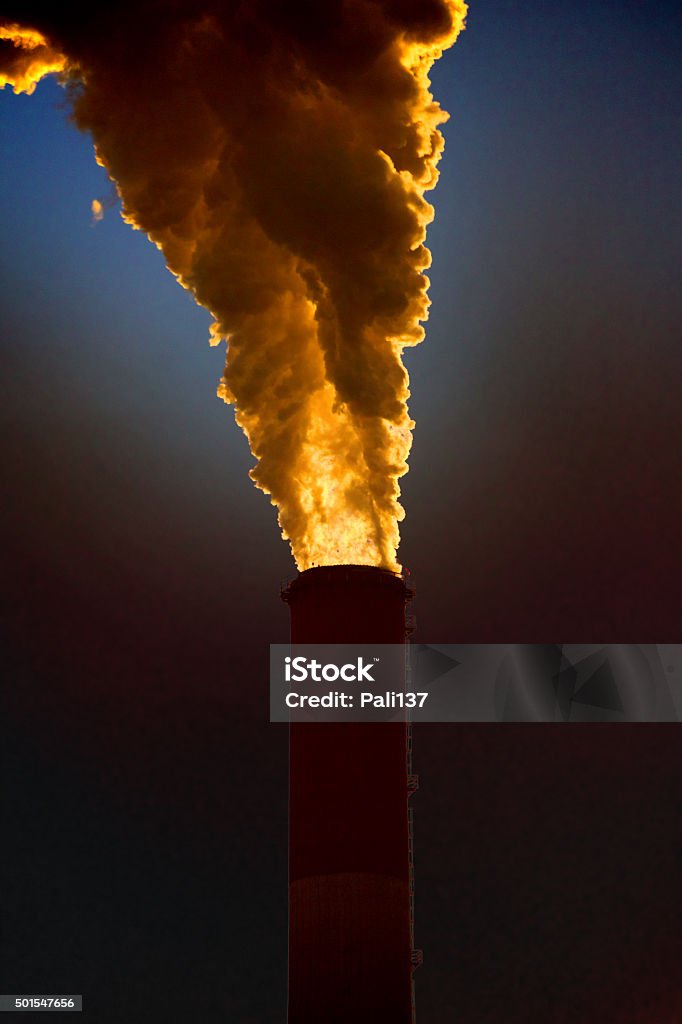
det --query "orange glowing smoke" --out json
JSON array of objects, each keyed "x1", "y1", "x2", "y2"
[
  {"x1": 0, "y1": 24, "x2": 65, "y2": 93},
  {"x1": 0, "y1": 1, "x2": 466, "y2": 570}
]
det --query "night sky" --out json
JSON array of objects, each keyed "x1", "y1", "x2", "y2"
[{"x1": 1, "y1": 3, "x2": 681, "y2": 1022}]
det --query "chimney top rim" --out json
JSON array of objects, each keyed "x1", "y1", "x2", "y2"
[{"x1": 281, "y1": 563, "x2": 412, "y2": 603}]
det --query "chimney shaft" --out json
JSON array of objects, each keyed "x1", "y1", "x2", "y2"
[{"x1": 283, "y1": 565, "x2": 414, "y2": 1024}]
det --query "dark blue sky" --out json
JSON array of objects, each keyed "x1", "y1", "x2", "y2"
[{"x1": 1, "y1": 4, "x2": 681, "y2": 1021}]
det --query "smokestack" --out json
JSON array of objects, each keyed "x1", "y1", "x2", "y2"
[{"x1": 283, "y1": 565, "x2": 416, "y2": 1024}]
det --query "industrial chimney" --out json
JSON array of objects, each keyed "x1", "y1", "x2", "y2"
[{"x1": 283, "y1": 564, "x2": 417, "y2": 1024}]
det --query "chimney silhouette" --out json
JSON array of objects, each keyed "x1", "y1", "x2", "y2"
[{"x1": 283, "y1": 565, "x2": 416, "y2": 1024}]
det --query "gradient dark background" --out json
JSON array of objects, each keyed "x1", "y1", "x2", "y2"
[{"x1": 1, "y1": 2, "x2": 681, "y2": 1021}]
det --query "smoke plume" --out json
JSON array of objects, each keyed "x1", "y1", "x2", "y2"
[{"x1": 1, "y1": 0, "x2": 466, "y2": 570}]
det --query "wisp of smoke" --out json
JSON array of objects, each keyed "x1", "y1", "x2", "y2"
[{"x1": 1, "y1": 0, "x2": 466, "y2": 570}]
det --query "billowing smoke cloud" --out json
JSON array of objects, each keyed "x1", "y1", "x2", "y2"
[{"x1": 0, "y1": 0, "x2": 466, "y2": 570}]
